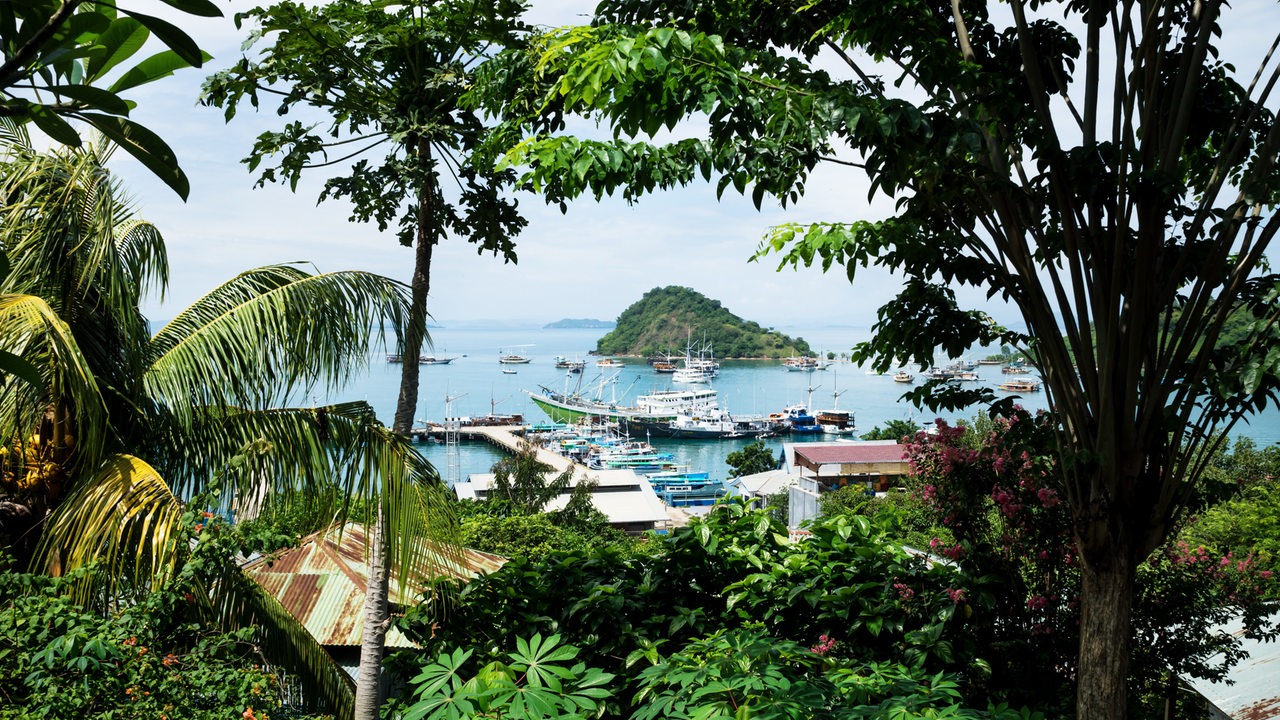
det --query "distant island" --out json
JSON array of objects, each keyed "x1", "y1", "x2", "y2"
[
  {"x1": 595, "y1": 286, "x2": 811, "y2": 359},
  {"x1": 544, "y1": 318, "x2": 617, "y2": 329}
]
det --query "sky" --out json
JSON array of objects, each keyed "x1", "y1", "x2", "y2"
[{"x1": 106, "y1": 0, "x2": 1279, "y2": 331}]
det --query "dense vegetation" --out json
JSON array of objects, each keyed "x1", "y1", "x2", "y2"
[{"x1": 595, "y1": 286, "x2": 811, "y2": 358}]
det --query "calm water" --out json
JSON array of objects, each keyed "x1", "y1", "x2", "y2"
[{"x1": 324, "y1": 324, "x2": 1280, "y2": 485}]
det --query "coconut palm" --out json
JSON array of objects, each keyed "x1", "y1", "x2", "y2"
[{"x1": 0, "y1": 125, "x2": 461, "y2": 718}]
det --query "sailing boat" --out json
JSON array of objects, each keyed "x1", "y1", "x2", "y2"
[{"x1": 816, "y1": 372, "x2": 857, "y2": 435}]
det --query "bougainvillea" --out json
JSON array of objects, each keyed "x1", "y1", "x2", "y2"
[{"x1": 903, "y1": 410, "x2": 1278, "y2": 717}]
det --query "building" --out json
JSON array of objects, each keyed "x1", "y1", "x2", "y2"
[
  {"x1": 454, "y1": 467, "x2": 671, "y2": 533},
  {"x1": 241, "y1": 524, "x2": 506, "y2": 680},
  {"x1": 786, "y1": 440, "x2": 910, "y2": 493},
  {"x1": 1182, "y1": 613, "x2": 1280, "y2": 720}
]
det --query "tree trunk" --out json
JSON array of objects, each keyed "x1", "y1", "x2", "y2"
[
  {"x1": 352, "y1": 503, "x2": 389, "y2": 719},
  {"x1": 1076, "y1": 538, "x2": 1136, "y2": 720},
  {"x1": 354, "y1": 138, "x2": 435, "y2": 720}
]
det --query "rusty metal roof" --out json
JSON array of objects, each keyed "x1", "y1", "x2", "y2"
[
  {"x1": 793, "y1": 442, "x2": 907, "y2": 465},
  {"x1": 242, "y1": 524, "x2": 506, "y2": 648},
  {"x1": 1184, "y1": 613, "x2": 1280, "y2": 720}
]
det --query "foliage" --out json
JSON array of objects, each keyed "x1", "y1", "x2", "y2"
[
  {"x1": 761, "y1": 488, "x2": 789, "y2": 525},
  {"x1": 395, "y1": 500, "x2": 1040, "y2": 717},
  {"x1": 402, "y1": 634, "x2": 614, "y2": 720},
  {"x1": 0, "y1": 0, "x2": 221, "y2": 198},
  {"x1": 489, "y1": 443, "x2": 579, "y2": 515},
  {"x1": 474, "y1": 2, "x2": 1280, "y2": 715},
  {"x1": 903, "y1": 413, "x2": 1280, "y2": 717},
  {"x1": 724, "y1": 439, "x2": 779, "y2": 478},
  {"x1": 0, "y1": 133, "x2": 462, "y2": 717},
  {"x1": 0, "y1": 509, "x2": 318, "y2": 720},
  {"x1": 1180, "y1": 437, "x2": 1280, "y2": 579},
  {"x1": 859, "y1": 419, "x2": 922, "y2": 442},
  {"x1": 594, "y1": 286, "x2": 810, "y2": 358}
]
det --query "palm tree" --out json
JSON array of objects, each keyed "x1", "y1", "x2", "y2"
[{"x1": 0, "y1": 126, "x2": 461, "y2": 718}]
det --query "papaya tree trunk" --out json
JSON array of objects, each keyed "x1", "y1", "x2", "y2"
[{"x1": 354, "y1": 137, "x2": 435, "y2": 720}]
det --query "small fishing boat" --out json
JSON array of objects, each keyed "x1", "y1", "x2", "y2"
[
  {"x1": 998, "y1": 379, "x2": 1041, "y2": 393},
  {"x1": 502, "y1": 368, "x2": 518, "y2": 375}
]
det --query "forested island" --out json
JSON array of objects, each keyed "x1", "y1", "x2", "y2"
[
  {"x1": 544, "y1": 318, "x2": 616, "y2": 329},
  {"x1": 594, "y1": 286, "x2": 812, "y2": 358}
]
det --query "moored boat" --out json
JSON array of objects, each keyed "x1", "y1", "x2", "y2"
[
  {"x1": 629, "y1": 409, "x2": 784, "y2": 439},
  {"x1": 528, "y1": 378, "x2": 719, "y2": 424},
  {"x1": 892, "y1": 370, "x2": 915, "y2": 383},
  {"x1": 646, "y1": 470, "x2": 730, "y2": 507},
  {"x1": 998, "y1": 379, "x2": 1042, "y2": 393}
]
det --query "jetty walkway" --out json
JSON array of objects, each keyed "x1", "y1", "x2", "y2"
[{"x1": 414, "y1": 424, "x2": 574, "y2": 473}]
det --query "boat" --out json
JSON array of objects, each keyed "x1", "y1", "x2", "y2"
[
  {"x1": 554, "y1": 356, "x2": 586, "y2": 372},
  {"x1": 998, "y1": 379, "x2": 1042, "y2": 393},
  {"x1": 815, "y1": 376, "x2": 857, "y2": 435},
  {"x1": 672, "y1": 365, "x2": 714, "y2": 384},
  {"x1": 783, "y1": 356, "x2": 829, "y2": 372},
  {"x1": 892, "y1": 370, "x2": 915, "y2": 383},
  {"x1": 498, "y1": 345, "x2": 534, "y2": 364},
  {"x1": 587, "y1": 440, "x2": 678, "y2": 473},
  {"x1": 528, "y1": 374, "x2": 720, "y2": 424},
  {"x1": 645, "y1": 470, "x2": 730, "y2": 507},
  {"x1": 502, "y1": 368, "x2": 517, "y2": 375},
  {"x1": 977, "y1": 359, "x2": 1003, "y2": 365},
  {"x1": 387, "y1": 353, "x2": 457, "y2": 364},
  {"x1": 1002, "y1": 362, "x2": 1032, "y2": 374},
  {"x1": 596, "y1": 358, "x2": 625, "y2": 368},
  {"x1": 769, "y1": 403, "x2": 823, "y2": 434},
  {"x1": 628, "y1": 408, "x2": 784, "y2": 439},
  {"x1": 652, "y1": 361, "x2": 678, "y2": 373}
]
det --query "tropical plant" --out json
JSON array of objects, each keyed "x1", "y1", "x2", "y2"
[
  {"x1": 0, "y1": 0, "x2": 221, "y2": 197},
  {"x1": 725, "y1": 439, "x2": 778, "y2": 478},
  {"x1": 470, "y1": 1, "x2": 1280, "y2": 715},
  {"x1": 858, "y1": 418, "x2": 922, "y2": 442},
  {"x1": 402, "y1": 634, "x2": 614, "y2": 720},
  {"x1": 0, "y1": 132, "x2": 462, "y2": 718},
  {"x1": 202, "y1": 4, "x2": 532, "y2": 712}
]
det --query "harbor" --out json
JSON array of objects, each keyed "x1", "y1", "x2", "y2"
[{"x1": 337, "y1": 323, "x2": 1280, "y2": 491}]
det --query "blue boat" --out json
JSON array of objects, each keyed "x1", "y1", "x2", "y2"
[
  {"x1": 770, "y1": 404, "x2": 823, "y2": 434},
  {"x1": 646, "y1": 470, "x2": 730, "y2": 507}
]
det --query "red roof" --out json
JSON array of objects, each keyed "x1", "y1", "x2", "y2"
[{"x1": 794, "y1": 443, "x2": 906, "y2": 465}]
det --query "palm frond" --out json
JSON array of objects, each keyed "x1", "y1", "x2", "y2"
[
  {"x1": 214, "y1": 568, "x2": 357, "y2": 720},
  {"x1": 146, "y1": 267, "x2": 410, "y2": 425},
  {"x1": 0, "y1": 293, "x2": 110, "y2": 469},
  {"x1": 35, "y1": 454, "x2": 183, "y2": 607}
]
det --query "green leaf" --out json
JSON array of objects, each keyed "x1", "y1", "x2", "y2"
[
  {"x1": 0, "y1": 351, "x2": 42, "y2": 388},
  {"x1": 77, "y1": 112, "x2": 189, "y2": 200},
  {"x1": 50, "y1": 84, "x2": 130, "y2": 115},
  {"x1": 151, "y1": 0, "x2": 223, "y2": 18},
  {"x1": 84, "y1": 18, "x2": 149, "y2": 80},
  {"x1": 27, "y1": 105, "x2": 83, "y2": 146},
  {"x1": 114, "y1": 8, "x2": 204, "y2": 67},
  {"x1": 109, "y1": 50, "x2": 204, "y2": 93}
]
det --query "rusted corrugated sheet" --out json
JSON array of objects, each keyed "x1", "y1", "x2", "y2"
[
  {"x1": 243, "y1": 524, "x2": 506, "y2": 648},
  {"x1": 1184, "y1": 613, "x2": 1280, "y2": 720}
]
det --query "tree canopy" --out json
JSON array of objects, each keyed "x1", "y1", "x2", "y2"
[
  {"x1": 595, "y1": 285, "x2": 811, "y2": 358},
  {"x1": 469, "y1": 1, "x2": 1280, "y2": 717}
]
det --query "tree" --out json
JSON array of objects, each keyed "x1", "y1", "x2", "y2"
[
  {"x1": 202, "y1": 3, "x2": 531, "y2": 714},
  {"x1": 1, "y1": 0, "x2": 222, "y2": 198},
  {"x1": 0, "y1": 133, "x2": 461, "y2": 718},
  {"x1": 474, "y1": 2, "x2": 1280, "y2": 716},
  {"x1": 859, "y1": 418, "x2": 922, "y2": 442},
  {"x1": 725, "y1": 440, "x2": 778, "y2": 478}
]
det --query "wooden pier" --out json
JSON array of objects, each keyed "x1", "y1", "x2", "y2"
[{"x1": 413, "y1": 424, "x2": 575, "y2": 473}]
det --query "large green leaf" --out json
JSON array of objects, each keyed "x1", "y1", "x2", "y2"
[
  {"x1": 109, "y1": 49, "x2": 205, "y2": 93},
  {"x1": 113, "y1": 7, "x2": 204, "y2": 67},
  {"x1": 83, "y1": 17, "x2": 149, "y2": 80},
  {"x1": 50, "y1": 83, "x2": 130, "y2": 115},
  {"x1": 77, "y1": 111, "x2": 189, "y2": 199}
]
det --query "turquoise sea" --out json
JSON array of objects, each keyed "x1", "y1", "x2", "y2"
[{"x1": 325, "y1": 324, "x2": 1280, "y2": 486}]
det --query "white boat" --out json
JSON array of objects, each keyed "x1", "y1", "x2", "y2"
[
  {"x1": 499, "y1": 345, "x2": 534, "y2": 364},
  {"x1": 528, "y1": 374, "x2": 719, "y2": 424},
  {"x1": 998, "y1": 379, "x2": 1041, "y2": 393},
  {"x1": 893, "y1": 370, "x2": 914, "y2": 383},
  {"x1": 672, "y1": 366, "x2": 714, "y2": 384},
  {"x1": 596, "y1": 358, "x2": 625, "y2": 368},
  {"x1": 783, "y1": 356, "x2": 827, "y2": 371}
]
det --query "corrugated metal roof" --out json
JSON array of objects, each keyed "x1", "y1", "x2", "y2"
[
  {"x1": 455, "y1": 468, "x2": 670, "y2": 525},
  {"x1": 1184, "y1": 613, "x2": 1280, "y2": 720},
  {"x1": 794, "y1": 442, "x2": 907, "y2": 465},
  {"x1": 243, "y1": 524, "x2": 506, "y2": 648}
]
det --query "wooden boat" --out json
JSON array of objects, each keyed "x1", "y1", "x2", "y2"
[{"x1": 998, "y1": 379, "x2": 1041, "y2": 393}]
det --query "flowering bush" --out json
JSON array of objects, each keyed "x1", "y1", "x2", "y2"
[{"x1": 903, "y1": 410, "x2": 1279, "y2": 715}]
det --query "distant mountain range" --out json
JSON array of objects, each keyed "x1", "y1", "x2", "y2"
[
  {"x1": 595, "y1": 286, "x2": 811, "y2": 359},
  {"x1": 544, "y1": 318, "x2": 617, "y2": 329}
]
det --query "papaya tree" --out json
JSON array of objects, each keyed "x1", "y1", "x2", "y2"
[
  {"x1": 201, "y1": 2, "x2": 531, "y2": 715},
  {"x1": 469, "y1": 1, "x2": 1280, "y2": 717}
]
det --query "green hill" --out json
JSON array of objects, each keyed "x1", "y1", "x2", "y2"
[{"x1": 595, "y1": 286, "x2": 811, "y2": 359}]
